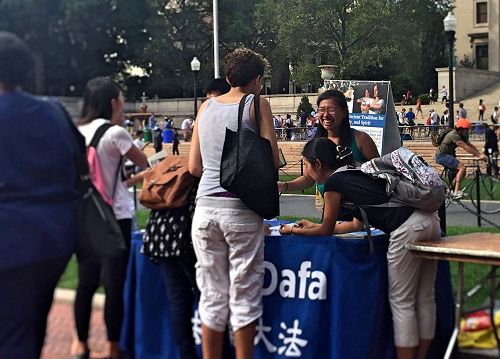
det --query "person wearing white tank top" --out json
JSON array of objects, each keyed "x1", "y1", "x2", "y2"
[{"x1": 189, "y1": 48, "x2": 279, "y2": 359}]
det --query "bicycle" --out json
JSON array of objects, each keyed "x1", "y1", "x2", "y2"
[{"x1": 440, "y1": 158, "x2": 500, "y2": 214}]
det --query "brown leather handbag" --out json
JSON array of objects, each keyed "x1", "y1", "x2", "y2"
[{"x1": 139, "y1": 156, "x2": 196, "y2": 209}]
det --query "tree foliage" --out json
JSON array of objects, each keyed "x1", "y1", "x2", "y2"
[{"x1": 0, "y1": 0, "x2": 452, "y2": 99}]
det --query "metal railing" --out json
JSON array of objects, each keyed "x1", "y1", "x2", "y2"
[
  {"x1": 399, "y1": 124, "x2": 490, "y2": 141},
  {"x1": 274, "y1": 123, "x2": 495, "y2": 142},
  {"x1": 275, "y1": 127, "x2": 317, "y2": 142}
]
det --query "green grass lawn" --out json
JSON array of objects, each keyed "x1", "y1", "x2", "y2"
[
  {"x1": 446, "y1": 226, "x2": 500, "y2": 311},
  {"x1": 448, "y1": 177, "x2": 500, "y2": 202},
  {"x1": 57, "y1": 211, "x2": 500, "y2": 312}
]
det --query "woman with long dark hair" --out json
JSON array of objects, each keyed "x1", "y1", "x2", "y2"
[
  {"x1": 278, "y1": 90, "x2": 379, "y2": 202},
  {"x1": 72, "y1": 77, "x2": 148, "y2": 359}
]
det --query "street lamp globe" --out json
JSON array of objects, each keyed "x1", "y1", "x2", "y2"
[
  {"x1": 190, "y1": 57, "x2": 201, "y2": 117},
  {"x1": 191, "y1": 57, "x2": 201, "y2": 72},
  {"x1": 443, "y1": 12, "x2": 457, "y2": 33}
]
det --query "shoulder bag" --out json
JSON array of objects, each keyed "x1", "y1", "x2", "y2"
[
  {"x1": 220, "y1": 94, "x2": 279, "y2": 219},
  {"x1": 139, "y1": 155, "x2": 196, "y2": 209}
]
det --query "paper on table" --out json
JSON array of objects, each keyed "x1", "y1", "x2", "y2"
[{"x1": 267, "y1": 224, "x2": 379, "y2": 237}]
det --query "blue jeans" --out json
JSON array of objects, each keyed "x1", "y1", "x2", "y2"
[{"x1": 159, "y1": 251, "x2": 199, "y2": 359}]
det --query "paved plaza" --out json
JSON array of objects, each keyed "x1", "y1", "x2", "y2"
[{"x1": 42, "y1": 301, "x2": 106, "y2": 359}]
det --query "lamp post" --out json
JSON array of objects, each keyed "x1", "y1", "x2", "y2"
[
  {"x1": 288, "y1": 62, "x2": 295, "y2": 95},
  {"x1": 444, "y1": 11, "x2": 456, "y2": 129},
  {"x1": 190, "y1": 57, "x2": 201, "y2": 117}
]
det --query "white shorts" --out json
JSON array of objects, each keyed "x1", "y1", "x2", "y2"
[
  {"x1": 191, "y1": 197, "x2": 264, "y2": 332},
  {"x1": 388, "y1": 210, "x2": 441, "y2": 347}
]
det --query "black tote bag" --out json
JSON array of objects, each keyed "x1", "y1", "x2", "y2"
[{"x1": 220, "y1": 94, "x2": 279, "y2": 219}]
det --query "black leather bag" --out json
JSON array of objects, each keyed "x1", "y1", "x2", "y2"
[
  {"x1": 53, "y1": 102, "x2": 126, "y2": 260},
  {"x1": 220, "y1": 94, "x2": 279, "y2": 219}
]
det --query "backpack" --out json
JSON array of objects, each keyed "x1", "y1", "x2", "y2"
[
  {"x1": 334, "y1": 147, "x2": 445, "y2": 253},
  {"x1": 431, "y1": 129, "x2": 452, "y2": 147},
  {"x1": 359, "y1": 147, "x2": 445, "y2": 212},
  {"x1": 87, "y1": 123, "x2": 120, "y2": 205},
  {"x1": 139, "y1": 156, "x2": 196, "y2": 209}
]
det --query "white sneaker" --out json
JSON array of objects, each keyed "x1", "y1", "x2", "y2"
[{"x1": 451, "y1": 190, "x2": 464, "y2": 199}]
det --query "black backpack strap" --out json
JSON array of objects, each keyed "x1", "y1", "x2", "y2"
[
  {"x1": 88, "y1": 122, "x2": 123, "y2": 201},
  {"x1": 89, "y1": 123, "x2": 114, "y2": 148},
  {"x1": 342, "y1": 202, "x2": 374, "y2": 256}
]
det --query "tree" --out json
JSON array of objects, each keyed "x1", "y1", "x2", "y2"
[
  {"x1": 297, "y1": 96, "x2": 314, "y2": 116},
  {"x1": 0, "y1": 0, "x2": 151, "y2": 96}
]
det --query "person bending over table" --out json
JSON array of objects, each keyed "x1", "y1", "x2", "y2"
[
  {"x1": 280, "y1": 138, "x2": 441, "y2": 359},
  {"x1": 435, "y1": 118, "x2": 487, "y2": 199},
  {"x1": 277, "y1": 90, "x2": 378, "y2": 201}
]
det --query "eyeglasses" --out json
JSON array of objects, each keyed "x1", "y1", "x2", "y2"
[{"x1": 317, "y1": 107, "x2": 341, "y2": 115}]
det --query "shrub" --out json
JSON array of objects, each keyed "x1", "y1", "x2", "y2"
[
  {"x1": 418, "y1": 94, "x2": 430, "y2": 105},
  {"x1": 297, "y1": 95, "x2": 314, "y2": 116}
]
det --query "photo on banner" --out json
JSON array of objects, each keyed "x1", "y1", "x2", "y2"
[{"x1": 322, "y1": 80, "x2": 400, "y2": 155}]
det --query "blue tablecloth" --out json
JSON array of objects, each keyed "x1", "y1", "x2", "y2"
[{"x1": 121, "y1": 230, "x2": 453, "y2": 358}]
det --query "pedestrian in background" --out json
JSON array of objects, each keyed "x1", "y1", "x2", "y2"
[
  {"x1": 0, "y1": 31, "x2": 79, "y2": 359},
  {"x1": 415, "y1": 98, "x2": 423, "y2": 119},
  {"x1": 204, "y1": 78, "x2": 231, "y2": 99},
  {"x1": 172, "y1": 128, "x2": 180, "y2": 155},
  {"x1": 440, "y1": 85, "x2": 448, "y2": 104},
  {"x1": 492, "y1": 106, "x2": 499, "y2": 125},
  {"x1": 483, "y1": 123, "x2": 499, "y2": 176},
  {"x1": 458, "y1": 102, "x2": 467, "y2": 119},
  {"x1": 478, "y1": 99, "x2": 486, "y2": 122}
]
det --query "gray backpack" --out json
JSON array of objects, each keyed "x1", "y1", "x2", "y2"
[{"x1": 336, "y1": 147, "x2": 445, "y2": 253}]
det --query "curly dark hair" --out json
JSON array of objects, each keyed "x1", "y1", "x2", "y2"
[
  {"x1": 223, "y1": 48, "x2": 268, "y2": 87},
  {"x1": 0, "y1": 32, "x2": 35, "y2": 88},
  {"x1": 314, "y1": 90, "x2": 352, "y2": 147}
]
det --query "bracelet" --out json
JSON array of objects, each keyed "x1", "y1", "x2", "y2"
[{"x1": 284, "y1": 181, "x2": 289, "y2": 191}]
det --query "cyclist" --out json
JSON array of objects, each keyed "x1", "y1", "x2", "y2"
[{"x1": 435, "y1": 118, "x2": 487, "y2": 198}]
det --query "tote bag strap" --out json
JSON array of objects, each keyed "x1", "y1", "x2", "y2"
[
  {"x1": 237, "y1": 93, "x2": 262, "y2": 134},
  {"x1": 237, "y1": 94, "x2": 250, "y2": 131},
  {"x1": 254, "y1": 94, "x2": 261, "y2": 135}
]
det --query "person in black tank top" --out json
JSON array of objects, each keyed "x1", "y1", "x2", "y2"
[{"x1": 280, "y1": 138, "x2": 441, "y2": 359}]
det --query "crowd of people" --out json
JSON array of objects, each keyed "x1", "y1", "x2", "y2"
[{"x1": 2, "y1": 28, "x2": 500, "y2": 359}]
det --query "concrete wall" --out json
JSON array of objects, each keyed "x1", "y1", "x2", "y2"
[
  {"x1": 436, "y1": 67, "x2": 500, "y2": 101},
  {"x1": 59, "y1": 93, "x2": 319, "y2": 120}
]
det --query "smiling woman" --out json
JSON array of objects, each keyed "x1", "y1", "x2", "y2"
[{"x1": 277, "y1": 90, "x2": 379, "y2": 205}]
